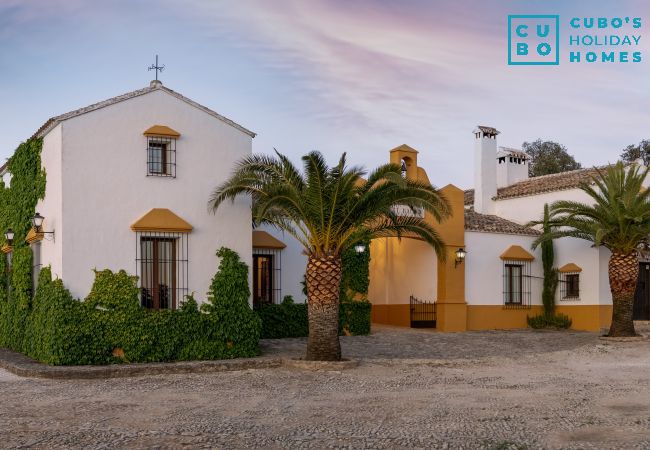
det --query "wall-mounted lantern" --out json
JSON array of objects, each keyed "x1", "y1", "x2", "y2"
[
  {"x1": 32, "y1": 212, "x2": 55, "y2": 241},
  {"x1": 4, "y1": 228, "x2": 14, "y2": 246},
  {"x1": 354, "y1": 244, "x2": 366, "y2": 253},
  {"x1": 454, "y1": 247, "x2": 466, "y2": 268}
]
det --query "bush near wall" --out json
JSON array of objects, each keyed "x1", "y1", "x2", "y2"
[
  {"x1": 257, "y1": 296, "x2": 372, "y2": 339},
  {"x1": 0, "y1": 248, "x2": 261, "y2": 365}
]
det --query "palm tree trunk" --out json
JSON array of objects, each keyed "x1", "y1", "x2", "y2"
[
  {"x1": 608, "y1": 252, "x2": 639, "y2": 337},
  {"x1": 305, "y1": 254, "x2": 342, "y2": 361}
]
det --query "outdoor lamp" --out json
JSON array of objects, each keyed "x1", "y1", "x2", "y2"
[
  {"x1": 354, "y1": 244, "x2": 366, "y2": 253},
  {"x1": 454, "y1": 247, "x2": 466, "y2": 268},
  {"x1": 4, "y1": 228, "x2": 14, "y2": 246},
  {"x1": 31, "y1": 212, "x2": 54, "y2": 241},
  {"x1": 32, "y1": 212, "x2": 45, "y2": 231}
]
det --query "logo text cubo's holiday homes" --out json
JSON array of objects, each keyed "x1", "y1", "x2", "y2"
[{"x1": 508, "y1": 15, "x2": 643, "y2": 65}]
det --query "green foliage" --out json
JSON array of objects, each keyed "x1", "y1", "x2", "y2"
[
  {"x1": 257, "y1": 299, "x2": 308, "y2": 339},
  {"x1": 522, "y1": 139, "x2": 581, "y2": 177},
  {"x1": 0, "y1": 138, "x2": 47, "y2": 244},
  {"x1": 620, "y1": 139, "x2": 650, "y2": 166},
  {"x1": 541, "y1": 204, "x2": 558, "y2": 317},
  {"x1": 527, "y1": 313, "x2": 572, "y2": 329},
  {"x1": 339, "y1": 300, "x2": 372, "y2": 335},
  {"x1": 201, "y1": 247, "x2": 261, "y2": 356},
  {"x1": 341, "y1": 238, "x2": 370, "y2": 297},
  {"x1": 529, "y1": 163, "x2": 650, "y2": 254},
  {"x1": 0, "y1": 138, "x2": 46, "y2": 354},
  {"x1": 210, "y1": 150, "x2": 451, "y2": 260},
  {"x1": 257, "y1": 299, "x2": 372, "y2": 339},
  {"x1": 1, "y1": 247, "x2": 261, "y2": 365}
]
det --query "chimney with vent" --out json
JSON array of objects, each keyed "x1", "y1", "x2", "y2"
[
  {"x1": 473, "y1": 125, "x2": 499, "y2": 214},
  {"x1": 496, "y1": 147, "x2": 530, "y2": 188}
]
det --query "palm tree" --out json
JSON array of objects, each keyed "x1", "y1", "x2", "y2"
[
  {"x1": 529, "y1": 162, "x2": 650, "y2": 337},
  {"x1": 210, "y1": 151, "x2": 450, "y2": 360}
]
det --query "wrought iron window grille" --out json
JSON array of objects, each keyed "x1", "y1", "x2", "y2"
[
  {"x1": 146, "y1": 136, "x2": 176, "y2": 178},
  {"x1": 560, "y1": 272, "x2": 580, "y2": 300},
  {"x1": 252, "y1": 247, "x2": 282, "y2": 307},
  {"x1": 135, "y1": 231, "x2": 188, "y2": 309},
  {"x1": 503, "y1": 260, "x2": 532, "y2": 309}
]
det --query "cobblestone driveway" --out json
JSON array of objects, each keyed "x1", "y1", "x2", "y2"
[{"x1": 2, "y1": 325, "x2": 650, "y2": 449}]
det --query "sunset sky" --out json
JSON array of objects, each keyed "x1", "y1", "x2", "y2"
[{"x1": 1, "y1": 0, "x2": 648, "y2": 187}]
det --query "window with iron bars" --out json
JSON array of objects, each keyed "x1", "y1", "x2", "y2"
[
  {"x1": 252, "y1": 248, "x2": 282, "y2": 307},
  {"x1": 503, "y1": 260, "x2": 532, "y2": 309},
  {"x1": 560, "y1": 272, "x2": 580, "y2": 300},
  {"x1": 147, "y1": 136, "x2": 176, "y2": 177},
  {"x1": 135, "y1": 231, "x2": 188, "y2": 309}
]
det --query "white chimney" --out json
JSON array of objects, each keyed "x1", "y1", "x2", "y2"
[
  {"x1": 473, "y1": 125, "x2": 499, "y2": 214},
  {"x1": 496, "y1": 147, "x2": 530, "y2": 188}
]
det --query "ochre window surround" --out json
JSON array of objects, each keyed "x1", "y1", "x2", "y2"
[
  {"x1": 132, "y1": 208, "x2": 191, "y2": 310},
  {"x1": 143, "y1": 125, "x2": 180, "y2": 178},
  {"x1": 559, "y1": 263, "x2": 582, "y2": 300}
]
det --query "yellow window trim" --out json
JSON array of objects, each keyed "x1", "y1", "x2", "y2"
[
  {"x1": 143, "y1": 125, "x2": 181, "y2": 138},
  {"x1": 131, "y1": 208, "x2": 193, "y2": 233},
  {"x1": 499, "y1": 245, "x2": 535, "y2": 261},
  {"x1": 252, "y1": 230, "x2": 286, "y2": 249},
  {"x1": 559, "y1": 262, "x2": 582, "y2": 273}
]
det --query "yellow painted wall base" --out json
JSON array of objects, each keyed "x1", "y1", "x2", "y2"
[
  {"x1": 371, "y1": 304, "x2": 410, "y2": 327},
  {"x1": 466, "y1": 306, "x2": 544, "y2": 330},
  {"x1": 372, "y1": 304, "x2": 613, "y2": 332},
  {"x1": 467, "y1": 305, "x2": 612, "y2": 332},
  {"x1": 556, "y1": 304, "x2": 612, "y2": 331},
  {"x1": 436, "y1": 301, "x2": 467, "y2": 332}
]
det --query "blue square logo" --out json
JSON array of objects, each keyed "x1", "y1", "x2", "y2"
[{"x1": 508, "y1": 15, "x2": 560, "y2": 65}]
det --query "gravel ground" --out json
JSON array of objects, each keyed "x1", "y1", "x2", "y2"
[{"x1": 2, "y1": 325, "x2": 650, "y2": 449}]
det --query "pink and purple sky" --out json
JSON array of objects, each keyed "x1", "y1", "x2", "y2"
[{"x1": 1, "y1": 0, "x2": 648, "y2": 187}]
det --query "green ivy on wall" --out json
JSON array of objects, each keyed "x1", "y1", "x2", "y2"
[
  {"x1": 2, "y1": 248, "x2": 262, "y2": 365},
  {"x1": 340, "y1": 237, "x2": 371, "y2": 299},
  {"x1": 0, "y1": 137, "x2": 46, "y2": 353}
]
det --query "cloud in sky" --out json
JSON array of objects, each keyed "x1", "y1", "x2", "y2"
[
  {"x1": 175, "y1": 0, "x2": 650, "y2": 185},
  {"x1": 0, "y1": 0, "x2": 649, "y2": 187}
]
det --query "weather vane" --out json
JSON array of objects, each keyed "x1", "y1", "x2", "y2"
[{"x1": 148, "y1": 55, "x2": 165, "y2": 81}]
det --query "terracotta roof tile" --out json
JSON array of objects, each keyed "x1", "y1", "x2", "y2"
[
  {"x1": 464, "y1": 210, "x2": 541, "y2": 236},
  {"x1": 464, "y1": 166, "x2": 609, "y2": 205}
]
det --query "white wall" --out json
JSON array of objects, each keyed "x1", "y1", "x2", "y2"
[
  {"x1": 48, "y1": 89, "x2": 252, "y2": 302},
  {"x1": 465, "y1": 232, "x2": 542, "y2": 306},
  {"x1": 553, "y1": 237, "x2": 607, "y2": 306},
  {"x1": 258, "y1": 225, "x2": 307, "y2": 303},
  {"x1": 493, "y1": 188, "x2": 593, "y2": 225},
  {"x1": 35, "y1": 124, "x2": 64, "y2": 280}
]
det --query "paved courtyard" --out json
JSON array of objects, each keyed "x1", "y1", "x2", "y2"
[{"x1": 2, "y1": 325, "x2": 650, "y2": 449}]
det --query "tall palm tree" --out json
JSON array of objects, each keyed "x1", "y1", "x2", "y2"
[
  {"x1": 530, "y1": 162, "x2": 650, "y2": 337},
  {"x1": 210, "y1": 151, "x2": 450, "y2": 360}
]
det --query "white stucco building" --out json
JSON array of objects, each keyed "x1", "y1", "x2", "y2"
[
  {"x1": 4, "y1": 81, "x2": 256, "y2": 307},
  {"x1": 366, "y1": 126, "x2": 650, "y2": 331}
]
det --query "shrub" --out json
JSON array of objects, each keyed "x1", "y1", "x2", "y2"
[
  {"x1": 527, "y1": 313, "x2": 572, "y2": 329},
  {"x1": 339, "y1": 300, "x2": 372, "y2": 335},
  {"x1": 201, "y1": 247, "x2": 261, "y2": 357},
  {"x1": 0, "y1": 247, "x2": 261, "y2": 365},
  {"x1": 257, "y1": 298, "x2": 372, "y2": 339}
]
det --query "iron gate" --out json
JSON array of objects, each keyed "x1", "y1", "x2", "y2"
[{"x1": 410, "y1": 295, "x2": 436, "y2": 328}]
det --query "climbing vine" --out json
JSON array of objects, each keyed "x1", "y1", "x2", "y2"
[
  {"x1": 340, "y1": 237, "x2": 371, "y2": 299},
  {"x1": 0, "y1": 138, "x2": 46, "y2": 351}
]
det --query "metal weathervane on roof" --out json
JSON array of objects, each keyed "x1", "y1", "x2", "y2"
[{"x1": 148, "y1": 55, "x2": 165, "y2": 81}]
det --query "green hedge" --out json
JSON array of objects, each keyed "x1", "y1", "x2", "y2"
[
  {"x1": 257, "y1": 296, "x2": 372, "y2": 339},
  {"x1": 0, "y1": 247, "x2": 261, "y2": 365},
  {"x1": 527, "y1": 313, "x2": 572, "y2": 330}
]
